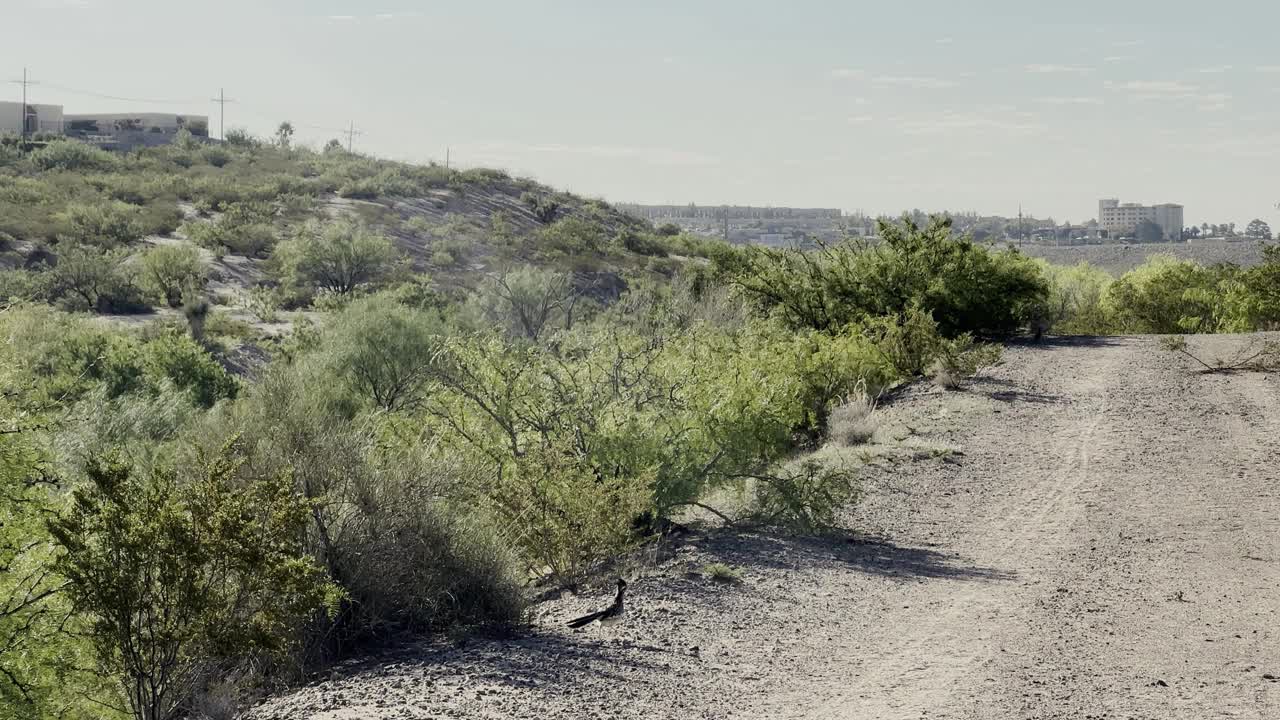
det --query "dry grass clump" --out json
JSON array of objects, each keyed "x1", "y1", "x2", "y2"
[
  {"x1": 703, "y1": 563, "x2": 743, "y2": 584},
  {"x1": 828, "y1": 381, "x2": 879, "y2": 446}
]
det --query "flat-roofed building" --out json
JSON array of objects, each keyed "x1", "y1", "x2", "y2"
[
  {"x1": 0, "y1": 101, "x2": 64, "y2": 136},
  {"x1": 1098, "y1": 198, "x2": 1184, "y2": 242}
]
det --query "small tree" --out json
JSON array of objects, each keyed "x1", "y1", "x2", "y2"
[
  {"x1": 471, "y1": 265, "x2": 581, "y2": 342},
  {"x1": 274, "y1": 122, "x2": 294, "y2": 150},
  {"x1": 1246, "y1": 218, "x2": 1273, "y2": 240},
  {"x1": 139, "y1": 245, "x2": 207, "y2": 308},
  {"x1": 277, "y1": 219, "x2": 399, "y2": 296},
  {"x1": 48, "y1": 450, "x2": 336, "y2": 720},
  {"x1": 44, "y1": 244, "x2": 146, "y2": 313}
]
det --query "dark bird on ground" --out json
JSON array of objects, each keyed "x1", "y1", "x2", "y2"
[{"x1": 566, "y1": 579, "x2": 627, "y2": 629}]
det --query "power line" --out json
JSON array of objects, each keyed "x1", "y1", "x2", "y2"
[
  {"x1": 210, "y1": 88, "x2": 235, "y2": 141},
  {"x1": 41, "y1": 81, "x2": 202, "y2": 106},
  {"x1": 8, "y1": 68, "x2": 38, "y2": 140},
  {"x1": 343, "y1": 121, "x2": 362, "y2": 152}
]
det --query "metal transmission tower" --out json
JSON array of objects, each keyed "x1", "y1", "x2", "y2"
[
  {"x1": 9, "y1": 68, "x2": 38, "y2": 142},
  {"x1": 343, "y1": 121, "x2": 363, "y2": 152},
  {"x1": 210, "y1": 88, "x2": 235, "y2": 141}
]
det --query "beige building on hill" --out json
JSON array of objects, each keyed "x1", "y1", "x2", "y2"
[
  {"x1": 0, "y1": 101, "x2": 65, "y2": 135},
  {"x1": 1098, "y1": 198, "x2": 1184, "y2": 242}
]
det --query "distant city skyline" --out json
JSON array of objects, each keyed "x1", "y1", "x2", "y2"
[{"x1": 8, "y1": 0, "x2": 1280, "y2": 227}]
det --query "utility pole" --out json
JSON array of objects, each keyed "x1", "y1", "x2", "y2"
[
  {"x1": 210, "y1": 88, "x2": 234, "y2": 141},
  {"x1": 343, "y1": 121, "x2": 362, "y2": 152},
  {"x1": 10, "y1": 68, "x2": 38, "y2": 142},
  {"x1": 1018, "y1": 204, "x2": 1025, "y2": 248},
  {"x1": 445, "y1": 147, "x2": 450, "y2": 169}
]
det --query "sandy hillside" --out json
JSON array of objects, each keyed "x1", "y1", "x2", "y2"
[{"x1": 247, "y1": 334, "x2": 1280, "y2": 720}]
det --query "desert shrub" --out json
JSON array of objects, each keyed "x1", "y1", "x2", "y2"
[
  {"x1": 274, "y1": 219, "x2": 398, "y2": 296},
  {"x1": 244, "y1": 286, "x2": 282, "y2": 323},
  {"x1": 928, "y1": 335, "x2": 1003, "y2": 390},
  {"x1": 199, "y1": 363, "x2": 525, "y2": 648},
  {"x1": 0, "y1": 268, "x2": 42, "y2": 302},
  {"x1": 138, "y1": 244, "x2": 207, "y2": 308},
  {"x1": 753, "y1": 459, "x2": 860, "y2": 531},
  {"x1": 43, "y1": 243, "x2": 148, "y2": 313},
  {"x1": 58, "y1": 201, "x2": 143, "y2": 248},
  {"x1": 520, "y1": 192, "x2": 561, "y2": 223},
  {"x1": 734, "y1": 215, "x2": 1048, "y2": 337},
  {"x1": 324, "y1": 296, "x2": 445, "y2": 412},
  {"x1": 29, "y1": 140, "x2": 116, "y2": 171},
  {"x1": 539, "y1": 216, "x2": 607, "y2": 255},
  {"x1": 49, "y1": 450, "x2": 337, "y2": 720},
  {"x1": 464, "y1": 265, "x2": 581, "y2": 342},
  {"x1": 139, "y1": 330, "x2": 238, "y2": 408},
  {"x1": 619, "y1": 229, "x2": 669, "y2": 257},
  {"x1": 430, "y1": 248, "x2": 456, "y2": 267},
  {"x1": 1039, "y1": 261, "x2": 1115, "y2": 335},
  {"x1": 1103, "y1": 255, "x2": 1220, "y2": 333},
  {"x1": 656, "y1": 222, "x2": 682, "y2": 237},
  {"x1": 857, "y1": 304, "x2": 948, "y2": 376},
  {"x1": 201, "y1": 146, "x2": 231, "y2": 168}
]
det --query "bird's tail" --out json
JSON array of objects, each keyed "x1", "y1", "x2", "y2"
[{"x1": 566, "y1": 610, "x2": 604, "y2": 629}]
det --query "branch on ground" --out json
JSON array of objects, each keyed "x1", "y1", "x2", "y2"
[{"x1": 1160, "y1": 335, "x2": 1280, "y2": 373}]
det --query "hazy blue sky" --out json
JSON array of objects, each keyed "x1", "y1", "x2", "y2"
[{"x1": 9, "y1": 0, "x2": 1280, "y2": 226}]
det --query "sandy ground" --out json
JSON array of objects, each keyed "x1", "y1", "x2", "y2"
[{"x1": 247, "y1": 334, "x2": 1280, "y2": 720}]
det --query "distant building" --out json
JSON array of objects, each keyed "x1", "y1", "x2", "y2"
[
  {"x1": 0, "y1": 101, "x2": 208, "y2": 150},
  {"x1": 64, "y1": 113, "x2": 209, "y2": 150},
  {"x1": 1098, "y1": 198, "x2": 1184, "y2": 242},
  {"x1": 0, "y1": 101, "x2": 64, "y2": 135}
]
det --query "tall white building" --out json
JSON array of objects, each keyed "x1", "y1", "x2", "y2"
[{"x1": 1098, "y1": 198, "x2": 1184, "y2": 242}]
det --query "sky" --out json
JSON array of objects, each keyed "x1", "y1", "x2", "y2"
[{"x1": 8, "y1": 0, "x2": 1280, "y2": 226}]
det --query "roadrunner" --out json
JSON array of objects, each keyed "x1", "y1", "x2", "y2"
[{"x1": 566, "y1": 579, "x2": 627, "y2": 629}]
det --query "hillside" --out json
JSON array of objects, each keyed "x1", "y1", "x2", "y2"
[{"x1": 0, "y1": 136, "x2": 710, "y2": 340}]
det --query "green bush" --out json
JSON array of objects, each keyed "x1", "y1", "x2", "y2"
[
  {"x1": 138, "y1": 244, "x2": 207, "y2": 308},
  {"x1": 49, "y1": 450, "x2": 337, "y2": 720},
  {"x1": 43, "y1": 243, "x2": 148, "y2": 313},
  {"x1": 140, "y1": 330, "x2": 238, "y2": 408},
  {"x1": 274, "y1": 219, "x2": 398, "y2": 297},
  {"x1": 29, "y1": 140, "x2": 117, "y2": 171},
  {"x1": 58, "y1": 201, "x2": 144, "y2": 248},
  {"x1": 733, "y1": 215, "x2": 1048, "y2": 337}
]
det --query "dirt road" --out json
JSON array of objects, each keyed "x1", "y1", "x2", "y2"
[{"x1": 249, "y1": 335, "x2": 1280, "y2": 720}]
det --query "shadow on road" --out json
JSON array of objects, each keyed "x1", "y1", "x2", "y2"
[
  {"x1": 966, "y1": 375, "x2": 1066, "y2": 404},
  {"x1": 1007, "y1": 334, "x2": 1126, "y2": 350},
  {"x1": 697, "y1": 531, "x2": 1016, "y2": 584}
]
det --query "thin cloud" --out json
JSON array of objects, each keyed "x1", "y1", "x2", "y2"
[
  {"x1": 1035, "y1": 96, "x2": 1104, "y2": 105},
  {"x1": 1104, "y1": 55, "x2": 1133, "y2": 63},
  {"x1": 872, "y1": 75, "x2": 958, "y2": 89},
  {"x1": 1025, "y1": 64, "x2": 1093, "y2": 74},
  {"x1": 325, "y1": 11, "x2": 422, "y2": 21},
  {"x1": 830, "y1": 68, "x2": 865, "y2": 79},
  {"x1": 936, "y1": 37, "x2": 954, "y2": 45},
  {"x1": 847, "y1": 115, "x2": 874, "y2": 125},
  {"x1": 1112, "y1": 39, "x2": 1144, "y2": 47},
  {"x1": 1197, "y1": 65, "x2": 1234, "y2": 73},
  {"x1": 522, "y1": 143, "x2": 718, "y2": 167},
  {"x1": 1105, "y1": 80, "x2": 1231, "y2": 108},
  {"x1": 1257, "y1": 65, "x2": 1280, "y2": 73},
  {"x1": 895, "y1": 110, "x2": 1045, "y2": 136},
  {"x1": 1105, "y1": 80, "x2": 1198, "y2": 94}
]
